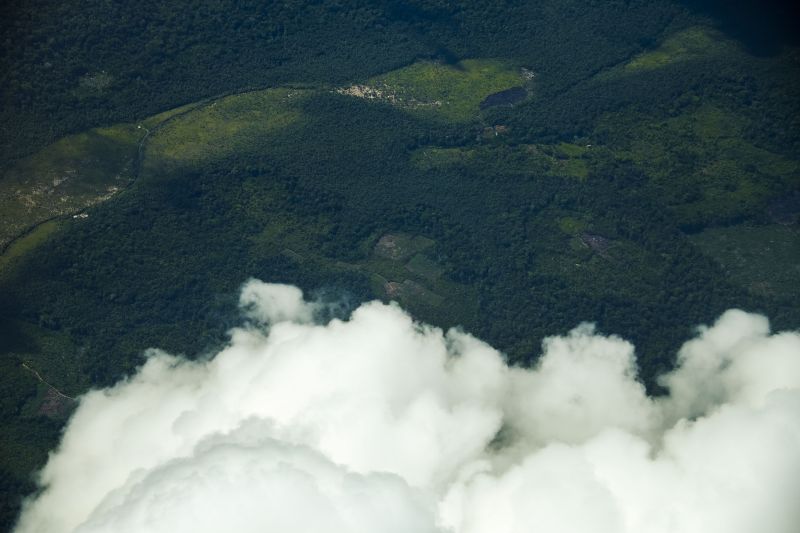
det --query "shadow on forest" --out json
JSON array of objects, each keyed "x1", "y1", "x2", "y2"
[{"x1": 683, "y1": 0, "x2": 800, "y2": 55}]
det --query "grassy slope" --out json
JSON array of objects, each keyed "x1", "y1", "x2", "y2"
[
  {"x1": 0, "y1": 124, "x2": 141, "y2": 249},
  {"x1": 343, "y1": 59, "x2": 526, "y2": 122},
  {"x1": 624, "y1": 26, "x2": 735, "y2": 71},
  {"x1": 144, "y1": 89, "x2": 309, "y2": 174}
]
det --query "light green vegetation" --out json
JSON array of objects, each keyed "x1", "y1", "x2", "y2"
[
  {"x1": 624, "y1": 27, "x2": 734, "y2": 71},
  {"x1": 0, "y1": 123, "x2": 141, "y2": 249},
  {"x1": 343, "y1": 59, "x2": 525, "y2": 122},
  {"x1": 411, "y1": 142, "x2": 591, "y2": 179},
  {"x1": 600, "y1": 105, "x2": 800, "y2": 228},
  {"x1": 546, "y1": 143, "x2": 591, "y2": 179},
  {"x1": 553, "y1": 157, "x2": 589, "y2": 180},
  {"x1": 373, "y1": 233, "x2": 435, "y2": 261},
  {"x1": 0, "y1": 221, "x2": 62, "y2": 279},
  {"x1": 141, "y1": 101, "x2": 205, "y2": 129},
  {"x1": 406, "y1": 253, "x2": 444, "y2": 281},
  {"x1": 555, "y1": 142, "x2": 589, "y2": 158},
  {"x1": 144, "y1": 88, "x2": 308, "y2": 173},
  {"x1": 557, "y1": 216, "x2": 589, "y2": 235},
  {"x1": 690, "y1": 224, "x2": 800, "y2": 301}
]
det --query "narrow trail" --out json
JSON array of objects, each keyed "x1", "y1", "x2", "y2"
[{"x1": 21, "y1": 362, "x2": 76, "y2": 401}]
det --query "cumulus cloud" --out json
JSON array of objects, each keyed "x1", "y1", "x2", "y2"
[{"x1": 14, "y1": 279, "x2": 800, "y2": 533}]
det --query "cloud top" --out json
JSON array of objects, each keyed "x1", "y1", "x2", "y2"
[{"x1": 15, "y1": 280, "x2": 800, "y2": 533}]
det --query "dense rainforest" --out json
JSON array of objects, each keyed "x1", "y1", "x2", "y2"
[{"x1": 1, "y1": 0, "x2": 798, "y2": 530}]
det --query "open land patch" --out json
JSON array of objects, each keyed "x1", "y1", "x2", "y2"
[
  {"x1": 0, "y1": 124, "x2": 141, "y2": 249},
  {"x1": 337, "y1": 59, "x2": 527, "y2": 121},
  {"x1": 624, "y1": 26, "x2": 735, "y2": 72},
  {"x1": 143, "y1": 88, "x2": 308, "y2": 174},
  {"x1": 374, "y1": 233, "x2": 435, "y2": 261}
]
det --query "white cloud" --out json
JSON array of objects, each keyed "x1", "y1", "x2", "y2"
[
  {"x1": 659, "y1": 309, "x2": 800, "y2": 418},
  {"x1": 239, "y1": 279, "x2": 314, "y2": 324},
  {"x1": 504, "y1": 324, "x2": 655, "y2": 448},
  {"x1": 14, "y1": 281, "x2": 800, "y2": 533},
  {"x1": 72, "y1": 425, "x2": 439, "y2": 533}
]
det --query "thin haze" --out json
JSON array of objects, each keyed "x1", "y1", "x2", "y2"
[{"x1": 14, "y1": 280, "x2": 800, "y2": 533}]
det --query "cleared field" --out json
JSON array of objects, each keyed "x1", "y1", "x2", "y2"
[
  {"x1": 339, "y1": 59, "x2": 526, "y2": 122},
  {"x1": 624, "y1": 27, "x2": 734, "y2": 71},
  {"x1": 406, "y1": 253, "x2": 444, "y2": 281},
  {"x1": 374, "y1": 233, "x2": 435, "y2": 261},
  {"x1": 143, "y1": 88, "x2": 308, "y2": 173},
  {"x1": 0, "y1": 124, "x2": 141, "y2": 249}
]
